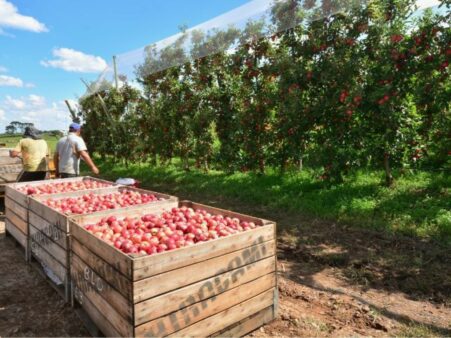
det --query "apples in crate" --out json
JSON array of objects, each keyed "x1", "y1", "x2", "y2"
[{"x1": 83, "y1": 206, "x2": 259, "y2": 255}]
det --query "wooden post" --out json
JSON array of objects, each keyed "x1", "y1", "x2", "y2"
[{"x1": 64, "y1": 100, "x2": 77, "y2": 123}]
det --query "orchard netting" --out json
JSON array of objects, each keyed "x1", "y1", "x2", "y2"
[{"x1": 83, "y1": 0, "x2": 367, "y2": 96}]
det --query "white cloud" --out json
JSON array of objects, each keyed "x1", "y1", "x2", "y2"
[
  {"x1": 28, "y1": 94, "x2": 45, "y2": 107},
  {"x1": 41, "y1": 48, "x2": 107, "y2": 73},
  {"x1": 416, "y1": 0, "x2": 440, "y2": 9},
  {"x1": 5, "y1": 95, "x2": 25, "y2": 109},
  {"x1": 0, "y1": 65, "x2": 7, "y2": 72},
  {"x1": 0, "y1": 74, "x2": 34, "y2": 88},
  {"x1": 0, "y1": 95, "x2": 72, "y2": 131},
  {"x1": 0, "y1": 74, "x2": 23, "y2": 87},
  {"x1": 0, "y1": 0, "x2": 48, "y2": 33}
]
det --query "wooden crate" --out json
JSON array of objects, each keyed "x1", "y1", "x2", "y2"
[
  {"x1": 28, "y1": 186, "x2": 178, "y2": 302},
  {"x1": 69, "y1": 201, "x2": 278, "y2": 337},
  {"x1": 0, "y1": 148, "x2": 22, "y2": 165},
  {"x1": 0, "y1": 147, "x2": 23, "y2": 198},
  {"x1": 4, "y1": 176, "x2": 117, "y2": 262}
]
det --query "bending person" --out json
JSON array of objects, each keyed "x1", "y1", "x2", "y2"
[{"x1": 10, "y1": 126, "x2": 49, "y2": 182}]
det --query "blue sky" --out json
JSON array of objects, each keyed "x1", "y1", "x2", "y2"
[
  {"x1": 0, "y1": 0, "x2": 250, "y2": 131},
  {"x1": 0, "y1": 0, "x2": 441, "y2": 132}
]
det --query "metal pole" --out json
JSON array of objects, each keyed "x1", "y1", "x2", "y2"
[{"x1": 113, "y1": 55, "x2": 119, "y2": 90}]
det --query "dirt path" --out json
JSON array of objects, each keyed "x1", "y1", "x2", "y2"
[
  {"x1": 0, "y1": 220, "x2": 89, "y2": 337},
  {"x1": 0, "y1": 201, "x2": 450, "y2": 336}
]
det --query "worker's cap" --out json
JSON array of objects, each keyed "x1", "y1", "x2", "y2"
[{"x1": 69, "y1": 122, "x2": 81, "y2": 131}]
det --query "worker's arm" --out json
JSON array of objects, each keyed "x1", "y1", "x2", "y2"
[
  {"x1": 10, "y1": 140, "x2": 22, "y2": 158},
  {"x1": 79, "y1": 150, "x2": 99, "y2": 175}
]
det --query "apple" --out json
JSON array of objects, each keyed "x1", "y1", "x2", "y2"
[
  {"x1": 18, "y1": 179, "x2": 112, "y2": 195},
  {"x1": 44, "y1": 190, "x2": 164, "y2": 215},
  {"x1": 83, "y1": 206, "x2": 261, "y2": 256}
]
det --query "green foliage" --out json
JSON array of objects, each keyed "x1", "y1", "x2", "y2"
[
  {"x1": 91, "y1": 158, "x2": 451, "y2": 243},
  {"x1": 79, "y1": 0, "x2": 450, "y2": 184}
]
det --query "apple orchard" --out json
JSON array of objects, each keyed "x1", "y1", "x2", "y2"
[{"x1": 78, "y1": 0, "x2": 450, "y2": 186}]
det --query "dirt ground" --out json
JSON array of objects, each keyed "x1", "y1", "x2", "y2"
[{"x1": 0, "y1": 196, "x2": 450, "y2": 337}]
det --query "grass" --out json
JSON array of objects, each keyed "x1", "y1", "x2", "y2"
[
  {"x1": 397, "y1": 321, "x2": 450, "y2": 337},
  {"x1": 0, "y1": 133, "x2": 59, "y2": 153},
  {"x1": 91, "y1": 158, "x2": 450, "y2": 244}
]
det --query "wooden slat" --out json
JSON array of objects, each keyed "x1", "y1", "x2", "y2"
[
  {"x1": 29, "y1": 211, "x2": 67, "y2": 249},
  {"x1": 5, "y1": 197, "x2": 27, "y2": 221},
  {"x1": 73, "y1": 287, "x2": 123, "y2": 338},
  {"x1": 135, "y1": 273, "x2": 275, "y2": 337},
  {"x1": 133, "y1": 240, "x2": 276, "y2": 303},
  {"x1": 70, "y1": 262, "x2": 133, "y2": 337},
  {"x1": 0, "y1": 157, "x2": 22, "y2": 165},
  {"x1": 5, "y1": 185, "x2": 28, "y2": 208},
  {"x1": 71, "y1": 239, "x2": 132, "y2": 300},
  {"x1": 30, "y1": 239, "x2": 67, "y2": 283},
  {"x1": 5, "y1": 218, "x2": 27, "y2": 248},
  {"x1": 28, "y1": 198, "x2": 69, "y2": 232},
  {"x1": 213, "y1": 306, "x2": 275, "y2": 337},
  {"x1": 70, "y1": 223, "x2": 132, "y2": 278},
  {"x1": 29, "y1": 224, "x2": 67, "y2": 267},
  {"x1": 134, "y1": 256, "x2": 276, "y2": 325},
  {"x1": 71, "y1": 253, "x2": 133, "y2": 321},
  {"x1": 0, "y1": 148, "x2": 14, "y2": 156},
  {"x1": 167, "y1": 288, "x2": 275, "y2": 337},
  {"x1": 133, "y1": 223, "x2": 276, "y2": 279},
  {"x1": 0, "y1": 149, "x2": 11, "y2": 156},
  {"x1": 0, "y1": 173, "x2": 22, "y2": 183},
  {"x1": 5, "y1": 208, "x2": 27, "y2": 234}
]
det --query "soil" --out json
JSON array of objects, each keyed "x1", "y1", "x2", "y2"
[{"x1": 0, "y1": 194, "x2": 450, "y2": 337}]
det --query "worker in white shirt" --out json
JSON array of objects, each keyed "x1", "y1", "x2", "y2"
[{"x1": 54, "y1": 123, "x2": 99, "y2": 178}]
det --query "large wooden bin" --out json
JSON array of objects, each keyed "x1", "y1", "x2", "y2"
[
  {"x1": 27, "y1": 186, "x2": 178, "y2": 302},
  {"x1": 4, "y1": 176, "x2": 116, "y2": 261},
  {"x1": 0, "y1": 148, "x2": 23, "y2": 198},
  {"x1": 1, "y1": 148, "x2": 25, "y2": 256},
  {"x1": 69, "y1": 201, "x2": 278, "y2": 337}
]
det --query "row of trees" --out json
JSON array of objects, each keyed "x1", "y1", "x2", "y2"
[
  {"x1": 3, "y1": 122, "x2": 63, "y2": 138},
  {"x1": 79, "y1": 0, "x2": 450, "y2": 185},
  {"x1": 5, "y1": 121, "x2": 35, "y2": 134}
]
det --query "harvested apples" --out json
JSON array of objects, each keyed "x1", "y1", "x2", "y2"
[
  {"x1": 18, "y1": 179, "x2": 112, "y2": 195},
  {"x1": 45, "y1": 190, "x2": 164, "y2": 215},
  {"x1": 84, "y1": 206, "x2": 258, "y2": 255}
]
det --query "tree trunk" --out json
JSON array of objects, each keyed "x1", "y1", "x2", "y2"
[
  {"x1": 259, "y1": 158, "x2": 265, "y2": 174},
  {"x1": 383, "y1": 153, "x2": 394, "y2": 187},
  {"x1": 280, "y1": 158, "x2": 287, "y2": 174},
  {"x1": 183, "y1": 155, "x2": 190, "y2": 171},
  {"x1": 298, "y1": 157, "x2": 303, "y2": 172}
]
